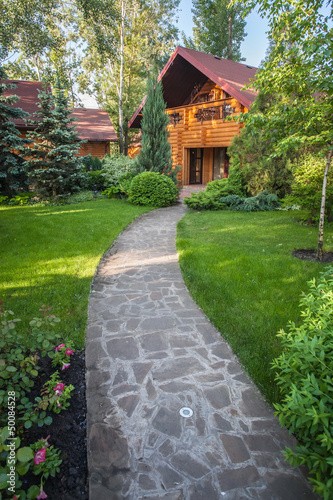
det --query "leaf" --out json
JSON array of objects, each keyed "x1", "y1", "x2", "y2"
[
  {"x1": 27, "y1": 484, "x2": 41, "y2": 498},
  {"x1": 17, "y1": 446, "x2": 34, "y2": 463},
  {"x1": 24, "y1": 420, "x2": 32, "y2": 429},
  {"x1": 44, "y1": 416, "x2": 53, "y2": 425}
]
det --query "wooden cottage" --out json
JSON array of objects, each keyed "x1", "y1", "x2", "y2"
[
  {"x1": 4, "y1": 80, "x2": 117, "y2": 158},
  {"x1": 129, "y1": 46, "x2": 258, "y2": 186}
]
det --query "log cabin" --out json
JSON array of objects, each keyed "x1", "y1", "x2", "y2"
[
  {"x1": 129, "y1": 46, "x2": 258, "y2": 187},
  {"x1": 4, "y1": 80, "x2": 117, "y2": 158}
]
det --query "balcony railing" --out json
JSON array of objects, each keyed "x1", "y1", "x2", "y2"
[{"x1": 167, "y1": 99, "x2": 237, "y2": 127}]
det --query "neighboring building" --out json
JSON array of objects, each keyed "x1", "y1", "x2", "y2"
[
  {"x1": 3, "y1": 80, "x2": 117, "y2": 158},
  {"x1": 129, "y1": 46, "x2": 258, "y2": 186}
]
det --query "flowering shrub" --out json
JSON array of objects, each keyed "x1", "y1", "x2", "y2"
[
  {"x1": 0, "y1": 306, "x2": 75, "y2": 498},
  {"x1": 37, "y1": 372, "x2": 74, "y2": 414},
  {"x1": 52, "y1": 342, "x2": 75, "y2": 371}
]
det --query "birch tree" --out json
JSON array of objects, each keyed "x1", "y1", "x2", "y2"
[
  {"x1": 80, "y1": 0, "x2": 179, "y2": 154},
  {"x1": 235, "y1": 0, "x2": 333, "y2": 260}
]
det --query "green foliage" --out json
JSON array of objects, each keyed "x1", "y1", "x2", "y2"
[
  {"x1": 184, "y1": 190, "x2": 224, "y2": 210},
  {"x1": 185, "y1": 189, "x2": 280, "y2": 212},
  {"x1": 25, "y1": 83, "x2": 86, "y2": 197},
  {"x1": 135, "y1": 79, "x2": 175, "y2": 180},
  {"x1": 85, "y1": 170, "x2": 106, "y2": 191},
  {"x1": 101, "y1": 153, "x2": 136, "y2": 188},
  {"x1": 37, "y1": 372, "x2": 74, "y2": 414},
  {"x1": 8, "y1": 192, "x2": 35, "y2": 205},
  {"x1": 272, "y1": 267, "x2": 333, "y2": 499},
  {"x1": 206, "y1": 163, "x2": 245, "y2": 197},
  {"x1": 0, "y1": 68, "x2": 30, "y2": 196},
  {"x1": 129, "y1": 171, "x2": 178, "y2": 207},
  {"x1": 82, "y1": 154, "x2": 103, "y2": 171},
  {"x1": 283, "y1": 153, "x2": 333, "y2": 225},
  {"x1": 228, "y1": 92, "x2": 294, "y2": 198},
  {"x1": 219, "y1": 191, "x2": 281, "y2": 211},
  {"x1": 184, "y1": 0, "x2": 247, "y2": 61}
]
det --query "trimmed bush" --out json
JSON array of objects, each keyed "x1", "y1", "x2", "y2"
[
  {"x1": 128, "y1": 171, "x2": 178, "y2": 207},
  {"x1": 272, "y1": 267, "x2": 333, "y2": 499}
]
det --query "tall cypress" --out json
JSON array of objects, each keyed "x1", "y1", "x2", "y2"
[
  {"x1": 0, "y1": 67, "x2": 30, "y2": 195},
  {"x1": 26, "y1": 82, "x2": 85, "y2": 197},
  {"x1": 135, "y1": 79, "x2": 174, "y2": 178}
]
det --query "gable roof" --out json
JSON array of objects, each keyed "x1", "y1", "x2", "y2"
[
  {"x1": 3, "y1": 80, "x2": 117, "y2": 141},
  {"x1": 129, "y1": 46, "x2": 258, "y2": 128}
]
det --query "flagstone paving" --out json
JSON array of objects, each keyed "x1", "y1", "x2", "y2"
[{"x1": 86, "y1": 204, "x2": 318, "y2": 500}]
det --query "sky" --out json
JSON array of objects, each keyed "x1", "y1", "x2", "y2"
[
  {"x1": 177, "y1": 0, "x2": 269, "y2": 67},
  {"x1": 81, "y1": 1, "x2": 269, "y2": 107}
]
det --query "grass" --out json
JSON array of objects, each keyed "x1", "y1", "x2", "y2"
[
  {"x1": 176, "y1": 209, "x2": 333, "y2": 404},
  {"x1": 0, "y1": 199, "x2": 152, "y2": 347}
]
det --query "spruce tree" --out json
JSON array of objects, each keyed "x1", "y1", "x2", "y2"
[
  {"x1": 0, "y1": 66, "x2": 30, "y2": 195},
  {"x1": 135, "y1": 79, "x2": 175, "y2": 180},
  {"x1": 26, "y1": 81, "x2": 85, "y2": 197}
]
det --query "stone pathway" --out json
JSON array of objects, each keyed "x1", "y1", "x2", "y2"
[{"x1": 86, "y1": 204, "x2": 317, "y2": 500}]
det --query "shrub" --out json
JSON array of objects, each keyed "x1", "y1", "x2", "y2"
[
  {"x1": 206, "y1": 164, "x2": 245, "y2": 198},
  {"x1": 272, "y1": 266, "x2": 333, "y2": 499},
  {"x1": 219, "y1": 191, "x2": 280, "y2": 212},
  {"x1": 184, "y1": 191, "x2": 224, "y2": 210},
  {"x1": 283, "y1": 153, "x2": 333, "y2": 225},
  {"x1": 85, "y1": 170, "x2": 106, "y2": 191},
  {"x1": 101, "y1": 154, "x2": 137, "y2": 188},
  {"x1": 128, "y1": 171, "x2": 178, "y2": 207},
  {"x1": 82, "y1": 154, "x2": 103, "y2": 171}
]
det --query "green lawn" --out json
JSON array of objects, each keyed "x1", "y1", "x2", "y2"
[
  {"x1": 0, "y1": 199, "x2": 152, "y2": 347},
  {"x1": 176, "y1": 209, "x2": 333, "y2": 404}
]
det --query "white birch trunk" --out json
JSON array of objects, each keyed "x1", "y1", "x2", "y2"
[{"x1": 317, "y1": 145, "x2": 333, "y2": 260}]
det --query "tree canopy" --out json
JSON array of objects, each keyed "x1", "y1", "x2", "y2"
[{"x1": 183, "y1": 0, "x2": 247, "y2": 61}]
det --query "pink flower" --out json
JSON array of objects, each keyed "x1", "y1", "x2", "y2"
[
  {"x1": 37, "y1": 489, "x2": 48, "y2": 499},
  {"x1": 41, "y1": 436, "x2": 50, "y2": 447},
  {"x1": 61, "y1": 363, "x2": 70, "y2": 371},
  {"x1": 53, "y1": 383, "x2": 65, "y2": 396},
  {"x1": 55, "y1": 344, "x2": 65, "y2": 351},
  {"x1": 57, "y1": 402, "x2": 62, "y2": 408},
  {"x1": 65, "y1": 348, "x2": 74, "y2": 356},
  {"x1": 34, "y1": 447, "x2": 46, "y2": 465}
]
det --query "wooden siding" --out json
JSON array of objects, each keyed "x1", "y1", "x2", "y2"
[
  {"x1": 167, "y1": 97, "x2": 246, "y2": 185},
  {"x1": 19, "y1": 130, "x2": 110, "y2": 159}
]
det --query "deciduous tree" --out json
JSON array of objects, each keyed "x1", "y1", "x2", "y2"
[
  {"x1": 234, "y1": 0, "x2": 333, "y2": 260},
  {"x1": 183, "y1": 0, "x2": 247, "y2": 61}
]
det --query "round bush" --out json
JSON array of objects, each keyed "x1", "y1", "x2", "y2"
[{"x1": 128, "y1": 171, "x2": 178, "y2": 207}]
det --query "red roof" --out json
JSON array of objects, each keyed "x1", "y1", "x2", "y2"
[
  {"x1": 70, "y1": 108, "x2": 117, "y2": 142},
  {"x1": 129, "y1": 46, "x2": 258, "y2": 128},
  {"x1": 3, "y1": 80, "x2": 117, "y2": 141},
  {"x1": 3, "y1": 80, "x2": 48, "y2": 128}
]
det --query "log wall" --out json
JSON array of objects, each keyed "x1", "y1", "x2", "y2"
[{"x1": 167, "y1": 97, "x2": 246, "y2": 185}]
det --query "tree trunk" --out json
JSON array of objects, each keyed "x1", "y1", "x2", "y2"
[
  {"x1": 228, "y1": 15, "x2": 233, "y2": 60},
  {"x1": 316, "y1": 145, "x2": 333, "y2": 260},
  {"x1": 118, "y1": 0, "x2": 125, "y2": 154}
]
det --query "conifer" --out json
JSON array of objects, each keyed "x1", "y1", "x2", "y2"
[
  {"x1": 0, "y1": 67, "x2": 30, "y2": 195},
  {"x1": 26, "y1": 81, "x2": 85, "y2": 197},
  {"x1": 135, "y1": 79, "x2": 175, "y2": 180}
]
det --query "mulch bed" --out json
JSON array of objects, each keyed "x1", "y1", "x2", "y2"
[
  {"x1": 292, "y1": 249, "x2": 333, "y2": 263},
  {"x1": 21, "y1": 351, "x2": 88, "y2": 500}
]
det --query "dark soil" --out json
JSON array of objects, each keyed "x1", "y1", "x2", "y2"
[
  {"x1": 21, "y1": 351, "x2": 88, "y2": 500},
  {"x1": 293, "y1": 249, "x2": 333, "y2": 263}
]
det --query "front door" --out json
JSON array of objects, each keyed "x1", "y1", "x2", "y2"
[
  {"x1": 189, "y1": 148, "x2": 203, "y2": 184},
  {"x1": 213, "y1": 147, "x2": 229, "y2": 179}
]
